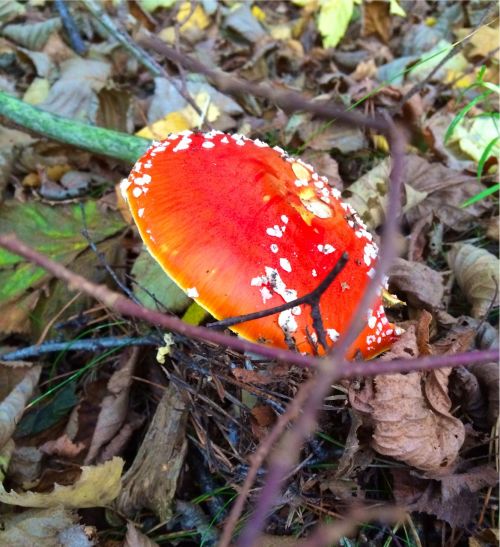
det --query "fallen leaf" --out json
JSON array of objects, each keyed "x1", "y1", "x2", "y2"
[
  {"x1": 40, "y1": 434, "x2": 85, "y2": 458},
  {"x1": 6, "y1": 446, "x2": 42, "y2": 488},
  {"x1": 0, "y1": 366, "x2": 41, "y2": 450},
  {"x1": 116, "y1": 385, "x2": 188, "y2": 520},
  {"x1": 362, "y1": 1, "x2": 391, "y2": 43},
  {"x1": 452, "y1": 114, "x2": 500, "y2": 164},
  {"x1": 0, "y1": 457, "x2": 124, "y2": 508},
  {"x1": 392, "y1": 463, "x2": 498, "y2": 527},
  {"x1": 402, "y1": 155, "x2": 491, "y2": 231},
  {"x1": 223, "y1": 3, "x2": 266, "y2": 43},
  {"x1": 2, "y1": 17, "x2": 61, "y2": 50},
  {"x1": 39, "y1": 58, "x2": 111, "y2": 123},
  {"x1": 447, "y1": 243, "x2": 499, "y2": 318},
  {"x1": 469, "y1": 360, "x2": 499, "y2": 427},
  {"x1": 388, "y1": 258, "x2": 444, "y2": 310},
  {"x1": 456, "y1": 25, "x2": 500, "y2": 63},
  {"x1": 124, "y1": 522, "x2": 159, "y2": 547},
  {"x1": 0, "y1": 507, "x2": 82, "y2": 547},
  {"x1": 408, "y1": 39, "x2": 468, "y2": 84},
  {"x1": 317, "y1": 0, "x2": 354, "y2": 48},
  {"x1": 84, "y1": 347, "x2": 138, "y2": 464},
  {"x1": 132, "y1": 249, "x2": 192, "y2": 314},
  {"x1": 371, "y1": 370, "x2": 465, "y2": 471}
]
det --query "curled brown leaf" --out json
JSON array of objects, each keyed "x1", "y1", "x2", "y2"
[{"x1": 447, "y1": 243, "x2": 499, "y2": 318}]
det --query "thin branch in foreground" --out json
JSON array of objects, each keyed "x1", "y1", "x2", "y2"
[{"x1": 0, "y1": 336, "x2": 159, "y2": 362}]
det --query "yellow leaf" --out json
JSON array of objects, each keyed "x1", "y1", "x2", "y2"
[
  {"x1": 251, "y1": 5, "x2": 266, "y2": 21},
  {"x1": 372, "y1": 134, "x2": 389, "y2": 153},
  {"x1": 0, "y1": 457, "x2": 124, "y2": 508},
  {"x1": 181, "y1": 91, "x2": 220, "y2": 127},
  {"x1": 23, "y1": 77, "x2": 49, "y2": 105},
  {"x1": 389, "y1": 0, "x2": 406, "y2": 17},
  {"x1": 136, "y1": 112, "x2": 191, "y2": 140},
  {"x1": 176, "y1": 2, "x2": 210, "y2": 32},
  {"x1": 318, "y1": 0, "x2": 354, "y2": 48}
]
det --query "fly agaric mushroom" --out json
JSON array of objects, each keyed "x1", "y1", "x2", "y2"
[{"x1": 121, "y1": 131, "x2": 399, "y2": 358}]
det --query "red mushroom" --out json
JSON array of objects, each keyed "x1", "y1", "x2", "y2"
[{"x1": 121, "y1": 131, "x2": 399, "y2": 359}]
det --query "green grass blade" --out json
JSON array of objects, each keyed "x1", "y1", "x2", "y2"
[
  {"x1": 461, "y1": 183, "x2": 500, "y2": 208},
  {"x1": 477, "y1": 136, "x2": 500, "y2": 179},
  {"x1": 445, "y1": 90, "x2": 493, "y2": 143}
]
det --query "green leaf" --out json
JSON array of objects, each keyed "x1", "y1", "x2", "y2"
[
  {"x1": 317, "y1": 0, "x2": 354, "y2": 48},
  {"x1": 15, "y1": 382, "x2": 78, "y2": 438},
  {"x1": 0, "y1": 200, "x2": 125, "y2": 304},
  {"x1": 132, "y1": 249, "x2": 192, "y2": 314}
]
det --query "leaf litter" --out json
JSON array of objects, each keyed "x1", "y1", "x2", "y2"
[{"x1": 0, "y1": 0, "x2": 498, "y2": 545}]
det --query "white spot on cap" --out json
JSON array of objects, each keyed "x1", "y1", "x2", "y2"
[
  {"x1": 134, "y1": 174, "x2": 151, "y2": 186},
  {"x1": 281, "y1": 215, "x2": 289, "y2": 224},
  {"x1": 138, "y1": 208, "x2": 145, "y2": 218},
  {"x1": 270, "y1": 244, "x2": 279, "y2": 253},
  {"x1": 301, "y1": 198, "x2": 332, "y2": 219},
  {"x1": 312, "y1": 269, "x2": 318, "y2": 277},
  {"x1": 294, "y1": 179, "x2": 309, "y2": 187},
  {"x1": 368, "y1": 315, "x2": 377, "y2": 330},
  {"x1": 221, "y1": 136, "x2": 229, "y2": 143},
  {"x1": 132, "y1": 186, "x2": 143, "y2": 198},
  {"x1": 278, "y1": 309, "x2": 298, "y2": 335},
  {"x1": 317, "y1": 244, "x2": 335, "y2": 255},
  {"x1": 327, "y1": 329, "x2": 340, "y2": 342},
  {"x1": 202, "y1": 141, "x2": 215, "y2": 149},
  {"x1": 279, "y1": 258, "x2": 292, "y2": 273},
  {"x1": 187, "y1": 287, "x2": 199, "y2": 298},
  {"x1": 266, "y1": 226, "x2": 283, "y2": 238},
  {"x1": 260, "y1": 287, "x2": 273, "y2": 303},
  {"x1": 120, "y1": 178, "x2": 132, "y2": 200}
]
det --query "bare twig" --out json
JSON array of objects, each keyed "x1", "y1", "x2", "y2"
[
  {"x1": 54, "y1": 0, "x2": 87, "y2": 55},
  {"x1": 0, "y1": 234, "x2": 495, "y2": 376},
  {"x1": 82, "y1": 0, "x2": 202, "y2": 116},
  {"x1": 208, "y1": 253, "x2": 348, "y2": 351},
  {"x1": 0, "y1": 336, "x2": 158, "y2": 362}
]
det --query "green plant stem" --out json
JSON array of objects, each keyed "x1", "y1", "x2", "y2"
[{"x1": 0, "y1": 92, "x2": 151, "y2": 163}]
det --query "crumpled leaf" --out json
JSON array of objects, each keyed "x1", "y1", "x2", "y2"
[
  {"x1": 362, "y1": 1, "x2": 391, "y2": 43},
  {"x1": 402, "y1": 154, "x2": 491, "y2": 231},
  {"x1": 317, "y1": 0, "x2": 354, "y2": 48},
  {"x1": 0, "y1": 366, "x2": 41, "y2": 450},
  {"x1": 299, "y1": 119, "x2": 368, "y2": 154},
  {"x1": 345, "y1": 156, "x2": 428, "y2": 230},
  {"x1": 0, "y1": 457, "x2": 124, "y2": 508},
  {"x1": 132, "y1": 250, "x2": 192, "y2": 314},
  {"x1": 392, "y1": 464, "x2": 499, "y2": 527},
  {"x1": 39, "y1": 58, "x2": 111, "y2": 123},
  {"x1": 2, "y1": 17, "x2": 61, "y2": 50},
  {"x1": 116, "y1": 385, "x2": 187, "y2": 520},
  {"x1": 84, "y1": 347, "x2": 138, "y2": 464},
  {"x1": 351, "y1": 326, "x2": 465, "y2": 471},
  {"x1": 456, "y1": 25, "x2": 500, "y2": 63},
  {"x1": 447, "y1": 243, "x2": 499, "y2": 318},
  {"x1": 389, "y1": 258, "x2": 444, "y2": 310},
  {"x1": 0, "y1": 507, "x2": 85, "y2": 547}
]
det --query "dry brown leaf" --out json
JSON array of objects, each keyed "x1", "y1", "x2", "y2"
[
  {"x1": 40, "y1": 434, "x2": 85, "y2": 458},
  {"x1": 0, "y1": 457, "x2": 123, "y2": 508},
  {"x1": 362, "y1": 1, "x2": 391, "y2": 43},
  {"x1": 0, "y1": 365, "x2": 41, "y2": 450},
  {"x1": 403, "y1": 155, "x2": 490, "y2": 231},
  {"x1": 232, "y1": 367, "x2": 273, "y2": 385},
  {"x1": 389, "y1": 258, "x2": 444, "y2": 310},
  {"x1": 447, "y1": 243, "x2": 499, "y2": 318},
  {"x1": 124, "y1": 522, "x2": 159, "y2": 547},
  {"x1": 116, "y1": 385, "x2": 188, "y2": 521},
  {"x1": 85, "y1": 347, "x2": 138, "y2": 464},
  {"x1": 344, "y1": 157, "x2": 428, "y2": 230},
  {"x1": 371, "y1": 370, "x2": 464, "y2": 471}
]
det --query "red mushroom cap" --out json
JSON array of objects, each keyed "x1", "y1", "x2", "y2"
[{"x1": 121, "y1": 131, "x2": 399, "y2": 358}]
